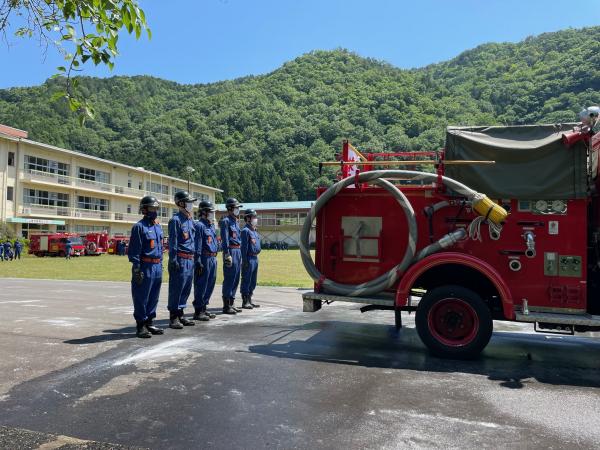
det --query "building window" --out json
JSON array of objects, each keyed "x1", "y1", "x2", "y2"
[
  {"x1": 77, "y1": 196, "x2": 109, "y2": 211},
  {"x1": 138, "y1": 181, "x2": 143, "y2": 190},
  {"x1": 160, "y1": 206, "x2": 169, "y2": 218},
  {"x1": 127, "y1": 179, "x2": 132, "y2": 188},
  {"x1": 25, "y1": 155, "x2": 69, "y2": 176},
  {"x1": 23, "y1": 189, "x2": 69, "y2": 207},
  {"x1": 56, "y1": 225, "x2": 67, "y2": 232},
  {"x1": 6, "y1": 186, "x2": 13, "y2": 201},
  {"x1": 78, "y1": 167, "x2": 110, "y2": 184},
  {"x1": 146, "y1": 181, "x2": 169, "y2": 195},
  {"x1": 8, "y1": 152, "x2": 14, "y2": 166},
  {"x1": 127, "y1": 204, "x2": 132, "y2": 214},
  {"x1": 74, "y1": 225, "x2": 106, "y2": 233}
]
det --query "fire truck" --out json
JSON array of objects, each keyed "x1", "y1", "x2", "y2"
[
  {"x1": 82, "y1": 232, "x2": 109, "y2": 256},
  {"x1": 300, "y1": 107, "x2": 600, "y2": 359},
  {"x1": 107, "y1": 235, "x2": 129, "y2": 255},
  {"x1": 29, "y1": 233, "x2": 86, "y2": 257}
]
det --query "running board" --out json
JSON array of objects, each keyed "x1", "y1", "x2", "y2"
[
  {"x1": 302, "y1": 292, "x2": 395, "y2": 312},
  {"x1": 515, "y1": 311, "x2": 600, "y2": 326}
]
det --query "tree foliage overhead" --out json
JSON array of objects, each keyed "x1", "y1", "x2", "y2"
[{"x1": 1, "y1": 26, "x2": 599, "y2": 201}]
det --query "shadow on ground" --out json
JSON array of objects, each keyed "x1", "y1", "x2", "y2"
[{"x1": 248, "y1": 320, "x2": 600, "y2": 389}]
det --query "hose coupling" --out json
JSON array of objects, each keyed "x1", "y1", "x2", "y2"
[{"x1": 524, "y1": 231, "x2": 536, "y2": 258}]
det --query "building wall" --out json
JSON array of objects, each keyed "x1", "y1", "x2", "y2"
[{"x1": 1, "y1": 134, "x2": 221, "y2": 238}]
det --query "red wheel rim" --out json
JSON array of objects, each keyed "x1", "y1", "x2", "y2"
[{"x1": 427, "y1": 298, "x2": 479, "y2": 347}]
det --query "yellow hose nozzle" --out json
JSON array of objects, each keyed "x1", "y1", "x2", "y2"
[{"x1": 472, "y1": 194, "x2": 508, "y2": 225}]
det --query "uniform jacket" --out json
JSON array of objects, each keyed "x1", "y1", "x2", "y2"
[
  {"x1": 194, "y1": 219, "x2": 219, "y2": 262},
  {"x1": 241, "y1": 225, "x2": 261, "y2": 260},
  {"x1": 168, "y1": 211, "x2": 196, "y2": 262},
  {"x1": 128, "y1": 217, "x2": 164, "y2": 266},
  {"x1": 219, "y1": 214, "x2": 241, "y2": 255}
]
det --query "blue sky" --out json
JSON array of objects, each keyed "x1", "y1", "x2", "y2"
[{"x1": 0, "y1": 0, "x2": 599, "y2": 88}]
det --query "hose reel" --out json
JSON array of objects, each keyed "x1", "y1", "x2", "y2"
[{"x1": 299, "y1": 170, "x2": 508, "y2": 297}]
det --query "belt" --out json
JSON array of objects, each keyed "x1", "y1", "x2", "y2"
[
  {"x1": 141, "y1": 257, "x2": 161, "y2": 264},
  {"x1": 177, "y1": 252, "x2": 194, "y2": 259},
  {"x1": 203, "y1": 252, "x2": 217, "y2": 257},
  {"x1": 229, "y1": 245, "x2": 240, "y2": 249},
  {"x1": 248, "y1": 254, "x2": 258, "y2": 257}
]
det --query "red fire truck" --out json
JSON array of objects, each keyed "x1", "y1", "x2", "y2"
[
  {"x1": 301, "y1": 108, "x2": 600, "y2": 359},
  {"x1": 107, "y1": 235, "x2": 129, "y2": 255},
  {"x1": 82, "y1": 232, "x2": 109, "y2": 256},
  {"x1": 29, "y1": 233, "x2": 86, "y2": 257}
]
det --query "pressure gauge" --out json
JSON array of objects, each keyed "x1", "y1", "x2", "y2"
[
  {"x1": 551, "y1": 200, "x2": 566, "y2": 213},
  {"x1": 535, "y1": 200, "x2": 548, "y2": 211}
]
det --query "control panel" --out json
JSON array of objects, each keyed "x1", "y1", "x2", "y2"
[
  {"x1": 544, "y1": 253, "x2": 582, "y2": 277},
  {"x1": 518, "y1": 199, "x2": 567, "y2": 215}
]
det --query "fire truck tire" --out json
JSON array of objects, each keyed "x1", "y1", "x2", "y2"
[{"x1": 416, "y1": 285, "x2": 493, "y2": 360}]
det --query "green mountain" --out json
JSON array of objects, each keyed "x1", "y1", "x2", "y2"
[{"x1": 1, "y1": 26, "x2": 599, "y2": 201}]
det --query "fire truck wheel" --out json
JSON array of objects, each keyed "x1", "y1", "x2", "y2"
[{"x1": 416, "y1": 285, "x2": 493, "y2": 360}]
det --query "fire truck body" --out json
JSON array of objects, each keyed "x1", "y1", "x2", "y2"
[
  {"x1": 83, "y1": 232, "x2": 109, "y2": 255},
  {"x1": 107, "y1": 236, "x2": 129, "y2": 254},
  {"x1": 29, "y1": 233, "x2": 85, "y2": 257},
  {"x1": 302, "y1": 120, "x2": 600, "y2": 358}
]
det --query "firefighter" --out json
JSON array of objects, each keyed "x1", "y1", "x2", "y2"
[
  {"x1": 64, "y1": 238, "x2": 72, "y2": 260},
  {"x1": 3, "y1": 240, "x2": 13, "y2": 261},
  {"x1": 128, "y1": 195, "x2": 165, "y2": 338},
  {"x1": 168, "y1": 190, "x2": 197, "y2": 329},
  {"x1": 220, "y1": 197, "x2": 243, "y2": 314},
  {"x1": 192, "y1": 200, "x2": 219, "y2": 321},
  {"x1": 0, "y1": 240, "x2": 4, "y2": 261},
  {"x1": 240, "y1": 209, "x2": 261, "y2": 309},
  {"x1": 14, "y1": 239, "x2": 22, "y2": 260}
]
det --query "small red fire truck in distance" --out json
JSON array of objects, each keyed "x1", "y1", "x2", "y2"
[
  {"x1": 107, "y1": 235, "x2": 129, "y2": 255},
  {"x1": 301, "y1": 108, "x2": 600, "y2": 359},
  {"x1": 82, "y1": 232, "x2": 109, "y2": 256},
  {"x1": 29, "y1": 233, "x2": 86, "y2": 257}
]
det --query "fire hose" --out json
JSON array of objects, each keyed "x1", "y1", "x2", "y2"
[{"x1": 299, "y1": 170, "x2": 507, "y2": 297}]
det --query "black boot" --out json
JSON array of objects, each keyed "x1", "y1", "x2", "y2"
[
  {"x1": 178, "y1": 309, "x2": 195, "y2": 326},
  {"x1": 169, "y1": 312, "x2": 183, "y2": 329},
  {"x1": 231, "y1": 298, "x2": 242, "y2": 313},
  {"x1": 145, "y1": 319, "x2": 164, "y2": 335},
  {"x1": 249, "y1": 295, "x2": 260, "y2": 308},
  {"x1": 242, "y1": 294, "x2": 253, "y2": 309},
  {"x1": 193, "y1": 308, "x2": 210, "y2": 321},
  {"x1": 136, "y1": 321, "x2": 151, "y2": 338},
  {"x1": 222, "y1": 297, "x2": 236, "y2": 315},
  {"x1": 204, "y1": 306, "x2": 216, "y2": 319}
]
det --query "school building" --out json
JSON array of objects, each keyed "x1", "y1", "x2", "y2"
[{"x1": 0, "y1": 124, "x2": 221, "y2": 238}]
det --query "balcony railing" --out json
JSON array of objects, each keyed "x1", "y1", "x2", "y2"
[
  {"x1": 19, "y1": 204, "x2": 142, "y2": 223},
  {"x1": 19, "y1": 169, "x2": 173, "y2": 202}
]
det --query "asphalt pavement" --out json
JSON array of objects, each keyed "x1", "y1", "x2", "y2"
[{"x1": 1, "y1": 278, "x2": 600, "y2": 449}]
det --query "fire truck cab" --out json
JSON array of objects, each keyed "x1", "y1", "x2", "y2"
[
  {"x1": 29, "y1": 233, "x2": 86, "y2": 257},
  {"x1": 302, "y1": 114, "x2": 600, "y2": 359}
]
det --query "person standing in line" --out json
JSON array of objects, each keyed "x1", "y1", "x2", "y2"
[
  {"x1": 240, "y1": 209, "x2": 261, "y2": 309},
  {"x1": 0, "y1": 240, "x2": 4, "y2": 261},
  {"x1": 14, "y1": 239, "x2": 22, "y2": 260},
  {"x1": 128, "y1": 195, "x2": 165, "y2": 338},
  {"x1": 220, "y1": 197, "x2": 243, "y2": 315},
  {"x1": 167, "y1": 190, "x2": 197, "y2": 329},
  {"x1": 192, "y1": 200, "x2": 219, "y2": 321},
  {"x1": 64, "y1": 238, "x2": 72, "y2": 260},
  {"x1": 3, "y1": 240, "x2": 12, "y2": 261}
]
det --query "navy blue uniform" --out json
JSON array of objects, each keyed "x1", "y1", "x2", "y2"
[
  {"x1": 241, "y1": 225, "x2": 261, "y2": 296},
  {"x1": 14, "y1": 241, "x2": 22, "y2": 259},
  {"x1": 3, "y1": 242, "x2": 13, "y2": 260},
  {"x1": 129, "y1": 218, "x2": 164, "y2": 323},
  {"x1": 193, "y1": 219, "x2": 219, "y2": 311},
  {"x1": 168, "y1": 211, "x2": 196, "y2": 313},
  {"x1": 64, "y1": 240, "x2": 72, "y2": 259},
  {"x1": 0, "y1": 243, "x2": 4, "y2": 261},
  {"x1": 220, "y1": 215, "x2": 242, "y2": 300}
]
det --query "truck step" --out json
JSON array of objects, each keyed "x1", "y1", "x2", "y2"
[
  {"x1": 515, "y1": 311, "x2": 600, "y2": 326},
  {"x1": 302, "y1": 292, "x2": 395, "y2": 312}
]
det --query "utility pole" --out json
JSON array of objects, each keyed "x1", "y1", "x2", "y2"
[{"x1": 185, "y1": 166, "x2": 195, "y2": 193}]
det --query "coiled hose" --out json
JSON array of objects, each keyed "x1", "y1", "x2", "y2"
[{"x1": 299, "y1": 170, "x2": 504, "y2": 297}]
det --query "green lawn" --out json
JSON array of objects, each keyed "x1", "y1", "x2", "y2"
[{"x1": 0, "y1": 250, "x2": 314, "y2": 288}]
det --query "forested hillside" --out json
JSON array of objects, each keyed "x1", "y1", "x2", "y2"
[{"x1": 1, "y1": 26, "x2": 599, "y2": 201}]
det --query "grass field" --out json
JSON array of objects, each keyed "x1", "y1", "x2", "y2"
[{"x1": 0, "y1": 250, "x2": 314, "y2": 288}]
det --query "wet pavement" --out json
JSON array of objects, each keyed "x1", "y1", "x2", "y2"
[{"x1": 0, "y1": 278, "x2": 600, "y2": 449}]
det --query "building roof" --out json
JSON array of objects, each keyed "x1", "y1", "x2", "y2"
[
  {"x1": 0, "y1": 124, "x2": 222, "y2": 193},
  {"x1": 216, "y1": 201, "x2": 314, "y2": 212}
]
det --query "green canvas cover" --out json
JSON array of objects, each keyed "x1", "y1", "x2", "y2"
[{"x1": 444, "y1": 124, "x2": 588, "y2": 199}]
